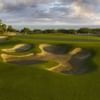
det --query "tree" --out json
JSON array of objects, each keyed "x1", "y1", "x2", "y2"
[
  {"x1": 66, "y1": 29, "x2": 77, "y2": 34},
  {"x1": 7, "y1": 25, "x2": 17, "y2": 32},
  {"x1": 21, "y1": 27, "x2": 32, "y2": 34},
  {"x1": 92, "y1": 28, "x2": 100, "y2": 35},
  {"x1": 33, "y1": 29, "x2": 42, "y2": 34},
  {"x1": 0, "y1": 20, "x2": 7, "y2": 34},
  {"x1": 57, "y1": 29, "x2": 67, "y2": 34},
  {"x1": 2, "y1": 24, "x2": 7, "y2": 32}
]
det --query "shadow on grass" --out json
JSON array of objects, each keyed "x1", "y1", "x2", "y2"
[{"x1": 86, "y1": 49, "x2": 97, "y2": 73}]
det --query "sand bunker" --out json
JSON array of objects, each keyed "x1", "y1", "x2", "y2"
[
  {"x1": 1, "y1": 44, "x2": 33, "y2": 53},
  {"x1": 72, "y1": 49, "x2": 91, "y2": 59},
  {"x1": 66, "y1": 48, "x2": 91, "y2": 74},
  {"x1": 38, "y1": 44, "x2": 67, "y2": 56},
  {"x1": 0, "y1": 43, "x2": 92, "y2": 74},
  {"x1": 0, "y1": 36, "x2": 8, "y2": 42},
  {"x1": 48, "y1": 48, "x2": 91, "y2": 74}
]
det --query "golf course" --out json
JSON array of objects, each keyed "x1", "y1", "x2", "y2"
[
  {"x1": 0, "y1": 34, "x2": 100, "y2": 100},
  {"x1": 0, "y1": 0, "x2": 100, "y2": 99}
]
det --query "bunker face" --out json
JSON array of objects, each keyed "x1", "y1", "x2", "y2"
[
  {"x1": 48, "y1": 48, "x2": 91, "y2": 74},
  {"x1": 73, "y1": 49, "x2": 91, "y2": 59},
  {"x1": 43, "y1": 44, "x2": 68, "y2": 54},
  {"x1": 68, "y1": 57, "x2": 88, "y2": 74},
  {"x1": 66, "y1": 49, "x2": 91, "y2": 74},
  {"x1": 2, "y1": 44, "x2": 33, "y2": 53},
  {"x1": 15, "y1": 44, "x2": 33, "y2": 52}
]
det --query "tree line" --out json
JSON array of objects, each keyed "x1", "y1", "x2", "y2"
[
  {"x1": 23, "y1": 28, "x2": 99, "y2": 35},
  {"x1": 0, "y1": 20, "x2": 100, "y2": 35}
]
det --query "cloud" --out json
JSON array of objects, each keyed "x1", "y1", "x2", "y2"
[{"x1": 0, "y1": 0, "x2": 100, "y2": 25}]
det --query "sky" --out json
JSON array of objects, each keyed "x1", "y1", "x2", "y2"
[{"x1": 0, "y1": 0, "x2": 100, "y2": 25}]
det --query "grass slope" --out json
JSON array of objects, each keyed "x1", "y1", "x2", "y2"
[{"x1": 0, "y1": 34, "x2": 100, "y2": 100}]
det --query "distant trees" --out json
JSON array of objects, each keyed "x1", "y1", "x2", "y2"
[
  {"x1": 92, "y1": 28, "x2": 100, "y2": 34},
  {"x1": 64, "y1": 29, "x2": 77, "y2": 34},
  {"x1": 33, "y1": 29, "x2": 42, "y2": 34},
  {"x1": 77, "y1": 28, "x2": 92, "y2": 34},
  {"x1": 56, "y1": 29, "x2": 67, "y2": 34},
  {"x1": 20, "y1": 28, "x2": 100, "y2": 35}
]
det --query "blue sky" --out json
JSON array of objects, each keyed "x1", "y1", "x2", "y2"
[{"x1": 0, "y1": 0, "x2": 100, "y2": 25}]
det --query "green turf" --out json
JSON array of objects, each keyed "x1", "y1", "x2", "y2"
[{"x1": 0, "y1": 34, "x2": 100, "y2": 100}]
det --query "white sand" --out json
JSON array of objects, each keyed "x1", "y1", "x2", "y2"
[
  {"x1": 38, "y1": 44, "x2": 52, "y2": 56},
  {"x1": 48, "y1": 64, "x2": 69, "y2": 73},
  {"x1": 69, "y1": 48, "x2": 82, "y2": 55},
  {"x1": 1, "y1": 53, "x2": 34, "y2": 62},
  {"x1": 48, "y1": 63, "x2": 62, "y2": 70}
]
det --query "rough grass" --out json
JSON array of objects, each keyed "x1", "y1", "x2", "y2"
[{"x1": 0, "y1": 34, "x2": 100, "y2": 100}]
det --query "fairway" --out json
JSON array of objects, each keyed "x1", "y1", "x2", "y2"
[{"x1": 0, "y1": 34, "x2": 100, "y2": 100}]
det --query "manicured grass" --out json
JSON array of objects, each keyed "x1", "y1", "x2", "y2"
[
  {"x1": 0, "y1": 34, "x2": 100, "y2": 100},
  {"x1": 24, "y1": 34, "x2": 100, "y2": 40}
]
